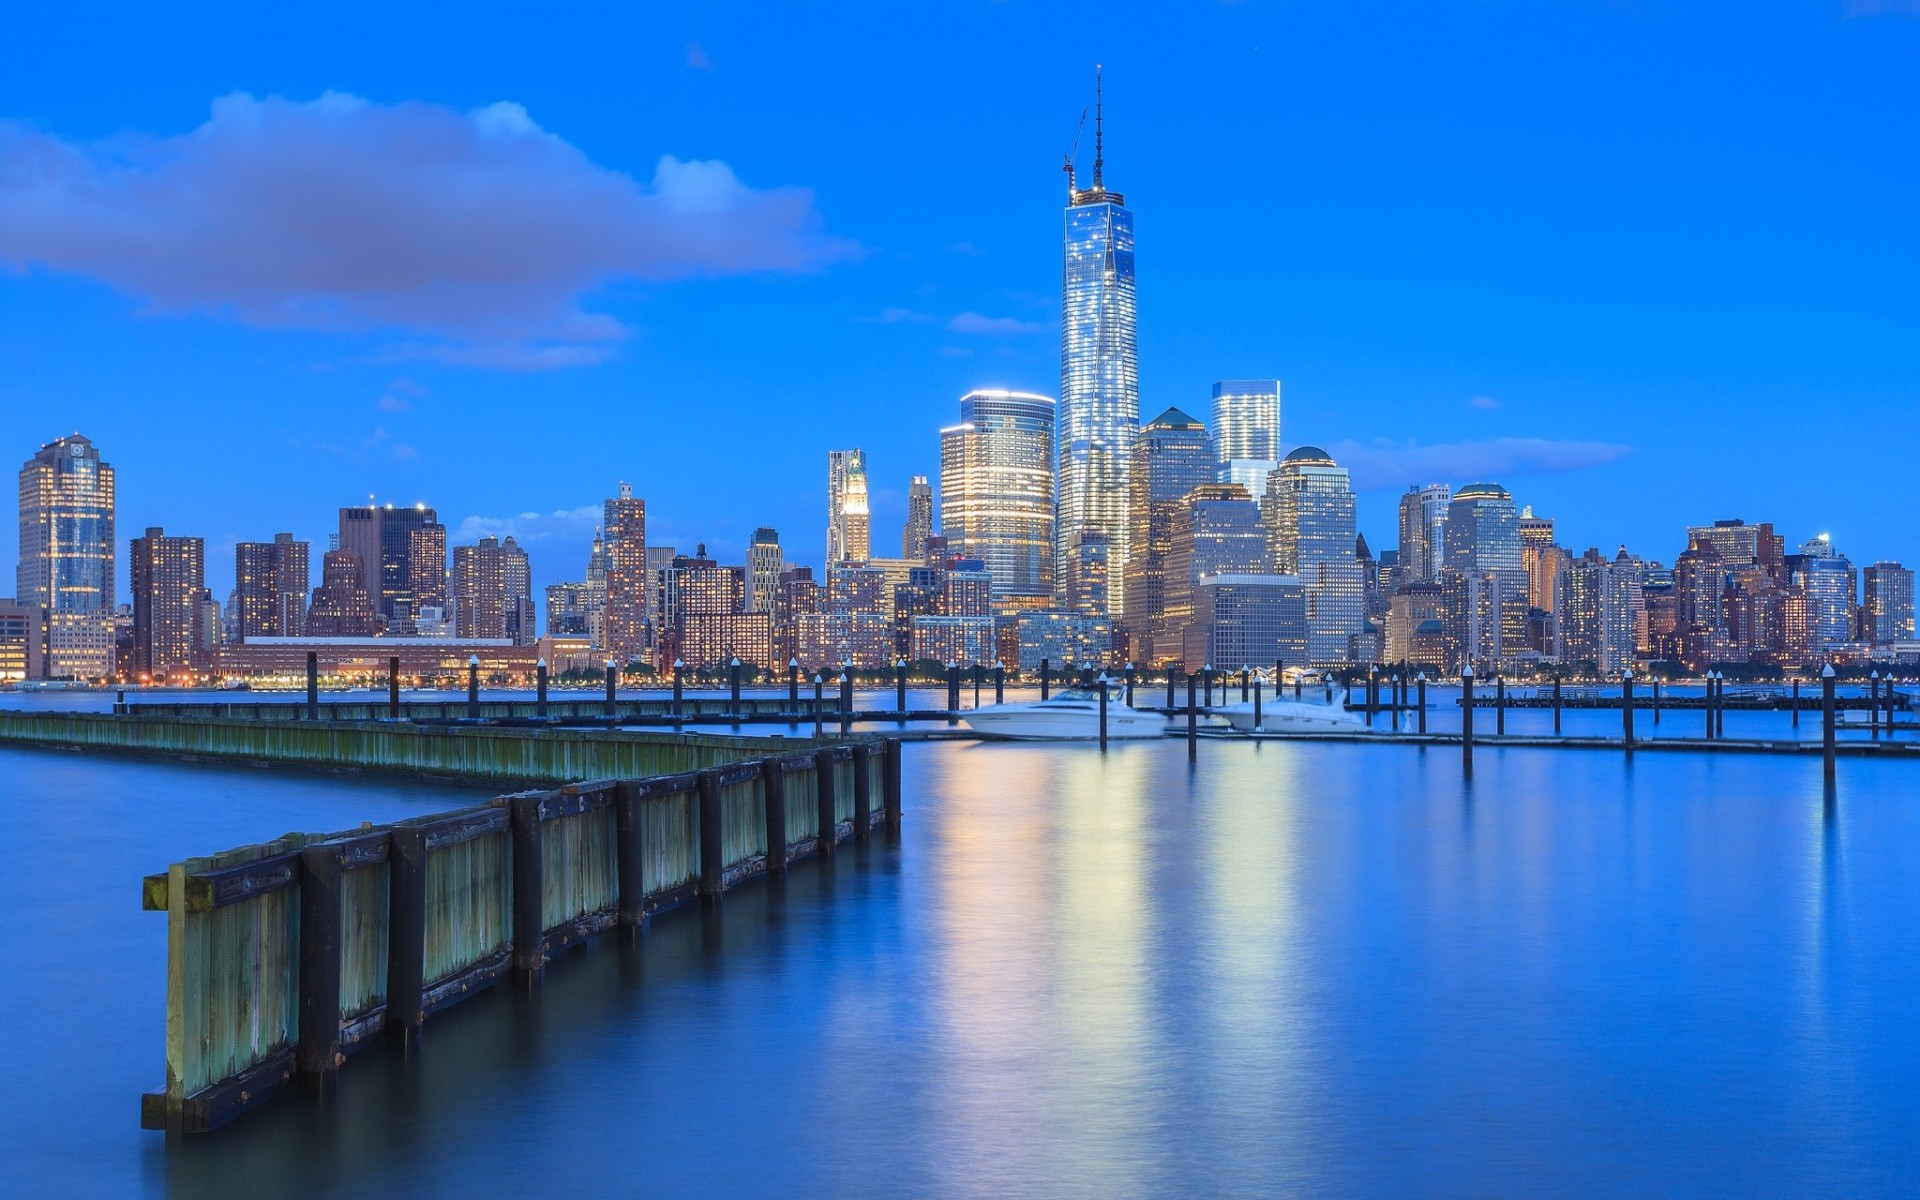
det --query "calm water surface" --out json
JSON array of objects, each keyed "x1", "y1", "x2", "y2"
[{"x1": 1, "y1": 730, "x2": 1917, "y2": 1197}]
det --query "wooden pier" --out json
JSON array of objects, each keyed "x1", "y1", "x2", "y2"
[{"x1": 136, "y1": 732, "x2": 902, "y2": 1133}]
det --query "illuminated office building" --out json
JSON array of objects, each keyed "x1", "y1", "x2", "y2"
[
  {"x1": 939, "y1": 390, "x2": 1054, "y2": 603},
  {"x1": 747, "y1": 527, "x2": 783, "y2": 614},
  {"x1": 1443, "y1": 482, "x2": 1526, "y2": 669},
  {"x1": 0, "y1": 600, "x2": 44, "y2": 682},
  {"x1": 1064, "y1": 531, "x2": 1109, "y2": 617},
  {"x1": 1864, "y1": 563, "x2": 1915, "y2": 644},
  {"x1": 1059, "y1": 73, "x2": 1137, "y2": 614},
  {"x1": 1790, "y1": 536, "x2": 1856, "y2": 660},
  {"x1": 16, "y1": 434, "x2": 116, "y2": 678},
  {"x1": 827, "y1": 450, "x2": 871, "y2": 564},
  {"x1": 234, "y1": 533, "x2": 309, "y2": 641},
  {"x1": 602, "y1": 484, "x2": 648, "y2": 662},
  {"x1": 903, "y1": 477, "x2": 935, "y2": 560},
  {"x1": 1211, "y1": 381, "x2": 1280, "y2": 501},
  {"x1": 1013, "y1": 610, "x2": 1114, "y2": 671},
  {"x1": 545, "y1": 582, "x2": 593, "y2": 638},
  {"x1": 451, "y1": 535, "x2": 532, "y2": 643},
  {"x1": 305, "y1": 549, "x2": 379, "y2": 637},
  {"x1": 1396, "y1": 484, "x2": 1451, "y2": 585},
  {"x1": 409, "y1": 525, "x2": 448, "y2": 624},
  {"x1": 129, "y1": 527, "x2": 207, "y2": 679},
  {"x1": 1265, "y1": 447, "x2": 1364, "y2": 666},
  {"x1": 1189, "y1": 574, "x2": 1308, "y2": 672},
  {"x1": 337, "y1": 503, "x2": 441, "y2": 632},
  {"x1": 1124, "y1": 407, "x2": 1215, "y2": 664},
  {"x1": 1162, "y1": 484, "x2": 1267, "y2": 666}
]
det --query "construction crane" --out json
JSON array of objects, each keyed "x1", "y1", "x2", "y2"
[{"x1": 1062, "y1": 105, "x2": 1086, "y2": 197}]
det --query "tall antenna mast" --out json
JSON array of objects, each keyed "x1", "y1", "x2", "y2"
[{"x1": 1092, "y1": 65, "x2": 1105, "y2": 192}]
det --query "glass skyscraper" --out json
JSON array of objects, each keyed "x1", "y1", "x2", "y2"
[
  {"x1": 1125, "y1": 406, "x2": 1216, "y2": 665},
  {"x1": 17, "y1": 434, "x2": 116, "y2": 679},
  {"x1": 1059, "y1": 83, "x2": 1137, "y2": 615},
  {"x1": 1265, "y1": 446, "x2": 1365, "y2": 666},
  {"x1": 1211, "y1": 381, "x2": 1280, "y2": 501},
  {"x1": 939, "y1": 389, "x2": 1055, "y2": 602},
  {"x1": 1443, "y1": 482, "x2": 1526, "y2": 668}
]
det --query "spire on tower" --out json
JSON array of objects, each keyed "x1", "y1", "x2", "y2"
[{"x1": 1091, "y1": 65, "x2": 1105, "y2": 192}]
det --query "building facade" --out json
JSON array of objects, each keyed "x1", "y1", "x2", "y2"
[
  {"x1": 747, "y1": 527, "x2": 783, "y2": 615},
  {"x1": 1265, "y1": 447, "x2": 1364, "y2": 666},
  {"x1": 602, "y1": 484, "x2": 648, "y2": 663},
  {"x1": 939, "y1": 390, "x2": 1055, "y2": 603},
  {"x1": 337, "y1": 504, "x2": 441, "y2": 633},
  {"x1": 827, "y1": 450, "x2": 871, "y2": 565},
  {"x1": 903, "y1": 476, "x2": 934, "y2": 560},
  {"x1": 16, "y1": 434, "x2": 116, "y2": 678},
  {"x1": 1396, "y1": 484, "x2": 1451, "y2": 586},
  {"x1": 234, "y1": 533, "x2": 309, "y2": 641},
  {"x1": 129, "y1": 527, "x2": 207, "y2": 679},
  {"x1": 1124, "y1": 407, "x2": 1216, "y2": 666},
  {"x1": 1211, "y1": 380, "x2": 1280, "y2": 501}
]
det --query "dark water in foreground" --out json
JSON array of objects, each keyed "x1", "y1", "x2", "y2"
[{"x1": 2, "y1": 737, "x2": 1917, "y2": 1197}]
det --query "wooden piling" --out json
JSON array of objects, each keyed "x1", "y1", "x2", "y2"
[
  {"x1": 813, "y1": 748, "x2": 838, "y2": 859},
  {"x1": 385, "y1": 826, "x2": 428, "y2": 1048},
  {"x1": 614, "y1": 781, "x2": 647, "y2": 925},
  {"x1": 510, "y1": 793, "x2": 545, "y2": 975},
  {"x1": 306, "y1": 651, "x2": 319, "y2": 720},
  {"x1": 761, "y1": 760, "x2": 788, "y2": 876},
  {"x1": 1461, "y1": 667, "x2": 1475, "y2": 777},
  {"x1": 1165, "y1": 671, "x2": 1175, "y2": 708},
  {"x1": 840, "y1": 672, "x2": 853, "y2": 735},
  {"x1": 1791, "y1": 679, "x2": 1800, "y2": 727},
  {"x1": 1553, "y1": 675, "x2": 1562, "y2": 735},
  {"x1": 1652, "y1": 677, "x2": 1661, "y2": 725},
  {"x1": 1040, "y1": 658, "x2": 1051, "y2": 701},
  {"x1": 297, "y1": 844, "x2": 343, "y2": 1093},
  {"x1": 1098, "y1": 678, "x2": 1109, "y2": 750},
  {"x1": 851, "y1": 744, "x2": 872, "y2": 844},
  {"x1": 1704, "y1": 673, "x2": 1715, "y2": 740},
  {"x1": 1417, "y1": 675, "x2": 1428, "y2": 734},
  {"x1": 995, "y1": 665, "x2": 1005, "y2": 704},
  {"x1": 813, "y1": 675, "x2": 824, "y2": 736},
  {"x1": 1622, "y1": 671, "x2": 1635, "y2": 749},
  {"x1": 1822, "y1": 666, "x2": 1837, "y2": 783},
  {"x1": 467, "y1": 656, "x2": 481, "y2": 719},
  {"x1": 1240, "y1": 669, "x2": 1250, "y2": 703},
  {"x1": 730, "y1": 658, "x2": 743, "y2": 720},
  {"x1": 671, "y1": 661, "x2": 683, "y2": 721},
  {"x1": 536, "y1": 659, "x2": 549, "y2": 719},
  {"x1": 1187, "y1": 673, "x2": 1198, "y2": 762},
  {"x1": 1252, "y1": 675, "x2": 1262, "y2": 731},
  {"x1": 696, "y1": 769, "x2": 724, "y2": 899},
  {"x1": 1123, "y1": 664, "x2": 1134, "y2": 706},
  {"x1": 788, "y1": 659, "x2": 800, "y2": 710},
  {"x1": 896, "y1": 661, "x2": 907, "y2": 714},
  {"x1": 883, "y1": 738, "x2": 903, "y2": 833},
  {"x1": 389, "y1": 656, "x2": 401, "y2": 719},
  {"x1": 1495, "y1": 675, "x2": 1505, "y2": 736}
]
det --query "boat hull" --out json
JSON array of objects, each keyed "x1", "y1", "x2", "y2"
[
  {"x1": 963, "y1": 703, "x2": 1165, "y2": 741},
  {"x1": 1216, "y1": 700, "x2": 1371, "y2": 734}
]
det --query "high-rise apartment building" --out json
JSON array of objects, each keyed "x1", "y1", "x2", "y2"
[
  {"x1": 409, "y1": 524, "x2": 448, "y2": 623},
  {"x1": 17, "y1": 434, "x2": 116, "y2": 678},
  {"x1": 1561, "y1": 548, "x2": 1642, "y2": 676},
  {"x1": 1059, "y1": 75, "x2": 1138, "y2": 614},
  {"x1": 1443, "y1": 482, "x2": 1526, "y2": 669},
  {"x1": 747, "y1": 527, "x2": 783, "y2": 615},
  {"x1": 1265, "y1": 447, "x2": 1364, "y2": 666},
  {"x1": 939, "y1": 390, "x2": 1055, "y2": 603},
  {"x1": 1396, "y1": 484, "x2": 1450, "y2": 585},
  {"x1": 1790, "y1": 537, "x2": 1856, "y2": 659},
  {"x1": 602, "y1": 484, "x2": 648, "y2": 663},
  {"x1": 450, "y1": 535, "x2": 531, "y2": 642},
  {"x1": 1864, "y1": 562, "x2": 1915, "y2": 644},
  {"x1": 1211, "y1": 381, "x2": 1279, "y2": 501},
  {"x1": 827, "y1": 450, "x2": 871, "y2": 564},
  {"x1": 305, "y1": 548, "x2": 379, "y2": 636},
  {"x1": 1189, "y1": 574, "x2": 1308, "y2": 672},
  {"x1": 234, "y1": 533, "x2": 308, "y2": 640},
  {"x1": 903, "y1": 477, "x2": 934, "y2": 560},
  {"x1": 336, "y1": 504, "x2": 441, "y2": 632},
  {"x1": 129, "y1": 527, "x2": 207, "y2": 680},
  {"x1": 1125, "y1": 407, "x2": 1216, "y2": 666}
]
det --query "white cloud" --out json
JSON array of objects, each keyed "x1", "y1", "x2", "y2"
[
  {"x1": 948, "y1": 311, "x2": 1046, "y2": 335},
  {"x1": 1325, "y1": 436, "x2": 1632, "y2": 490}
]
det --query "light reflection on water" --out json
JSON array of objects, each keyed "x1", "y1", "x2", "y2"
[{"x1": 1, "y1": 736, "x2": 1918, "y2": 1198}]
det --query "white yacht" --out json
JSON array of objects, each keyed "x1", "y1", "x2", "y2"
[
  {"x1": 962, "y1": 688, "x2": 1167, "y2": 741},
  {"x1": 1216, "y1": 695, "x2": 1371, "y2": 735}
]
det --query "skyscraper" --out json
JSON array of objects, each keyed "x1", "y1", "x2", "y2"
[
  {"x1": 827, "y1": 450, "x2": 871, "y2": 564},
  {"x1": 1396, "y1": 484, "x2": 1451, "y2": 585},
  {"x1": 306, "y1": 548, "x2": 379, "y2": 636},
  {"x1": 451, "y1": 535, "x2": 531, "y2": 642},
  {"x1": 17, "y1": 434, "x2": 115, "y2": 678},
  {"x1": 234, "y1": 533, "x2": 309, "y2": 640},
  {"x1": 409, "y1": 524, "x2": 448, "y2": 623},
  {"x1": 1211, "y1": 381, "x2": 1280, "y2": 501},
  {"x1": 602, "y1": 484, "x2": 648, "y2": 662},
  {"x1": 336, "y1": 503, "x2": 441, "y2": 632},
  {"x1": 1443, "y1": 482, "x2": 1525, "y2": 669},
  {"x1": 903, "y1": 477, "x2": 934, "y2": 560},
  {"x1": 1265, "y1": 447, "x2": 1365, "y2": 666},
  {"x1": 1059, "y1": 72, "x2": 1138, "y2": 614},
  {"x1": 1864, "y1": 562, "x2": 1915, "y2": 644},
  {"x1": 129, "y1": 527, "x2": 206, "y2": 680},
  {"x1": 747, "y1": 527, "x2": 783, "y2": 614},
  {"x1": 1124, "y1": 406, "x2": 1215, "y2": 665},
  {"x1": 939, "y1": 389, "x2": 1055, "y2": 603},
  {"x1": 1162, "y1": 483, "x2": 1268, "y2": 666}
]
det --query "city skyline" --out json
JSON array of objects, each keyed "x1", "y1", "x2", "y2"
[{"x1": 2, "y1": 6, "x2": 1916, "y2": 609}]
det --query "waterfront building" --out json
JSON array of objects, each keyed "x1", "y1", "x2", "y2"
[
  {"x1": 602, "y1": 484, "x2": 648, "y2": 664},
  {"x1": 944, "y1": 562, "x2": 994, "y2": 618},
  {"x1": 129, "y1": 527, "x2": 207, "y2": 680},
  {"x1": 16, "y1": 433, "x2": 116, "y2": 678},
  {"x1": 1790, "y1": 537, "x2": 1856, "y2": 660},
  {"x1": 826, "y1": 563, "x2": 890, "y2": 615},
  {"x1": 1124, "y1": 407, "x2": 1215, "y2": 665},
  {"x1": 1561, "y1": 548, "x2": 1641, "y2": 676},
  {"x1": 939, "y1": 390, "x2": 1055, "y2": 603},
  {"x1": 1211, "y1": 381, "x2": 1280, "y2": 501},
  {"x1": 1396, "y1": 484, "x2": 1451, "y2": 585},
  {"x1": 1265, "y1": 447, "x2": 1364, "y2": 666},
  {"x1": 1013, "y1": 609, "x2": 1114, "y2": 670},
  {"x1": 1443, "y1": 482, "x2": 1526, "y2": 669},
  {"x1": 827, "y1": 450, "x2": 871, "y2": 564},
  {"x1": 773, "y1": 565, "x2": 820, "y2": 665},
  {"x1": 1187, "y1": 574, "x2": 1307, "y2": 672},
  {"x1": 337, "y1": 503, "x2": 441, "y2": 632},
  {"x1": 1864, "y1": 563, "x2": 1915, "y2": 644},
  {"x1": 0, "y1": 599, "x2": 43, "y2": 682},
  {"x1": 910, "y1": 615, "x2": 997, "y2": 665},
  {"x1": 747, "y1": 527, "x2": 783, "y2": 615},
  {"x1": 215, "y1": 635, "x2": 538, "y2": 683},
  {"x1": 306, "y1": 548, "x2": 379, "y2": 637},
  {"x1": 234, "y1": 532, "x2": 309, "y2": 641},
  {"x1": 1058, "y1": 76, "x2": 1138, "y2": 614},
  {"x1": 680, "y1": 612, "x2": 774, "y2": 671},
  {"x1": 1162, "y1": 484, "x2": 1267, "y2": 666},
  {"x1": 903, "y1": 476, "x2": 934, "y2": 560},
  {"x1": 796, "y1": 609, "x2": 891, "y2": 670},
  {"x1": 407, "y1": 524, "x2": 448, "y2": 630}
]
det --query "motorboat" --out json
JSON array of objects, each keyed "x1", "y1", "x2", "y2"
[
  {"x1": 1216, "y1": 695, "x2": 1371, "y2": 734},
  {"x1": 962, "y1": 687, "x2": 1167, "y2": 741}
]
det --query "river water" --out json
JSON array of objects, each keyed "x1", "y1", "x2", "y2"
[{"x1": 1, "y1": 712, "x2": 1916, "y2": 1196}]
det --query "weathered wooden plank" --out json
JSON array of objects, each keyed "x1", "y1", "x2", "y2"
[{"x1": 420, "y1": 807, "x2": 509, "y2": 852}]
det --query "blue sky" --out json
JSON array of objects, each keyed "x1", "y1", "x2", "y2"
[{"x1": 2, "y1": 1, "x2": 1915, "y2": 608}]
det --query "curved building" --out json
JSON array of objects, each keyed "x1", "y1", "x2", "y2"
[
  {"x1": 940, "y1": 390, "x2": 1055, "y2": 602},
  {"x1": 1264, "y1": 446, "x2": 1364, "y2": 666}
]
